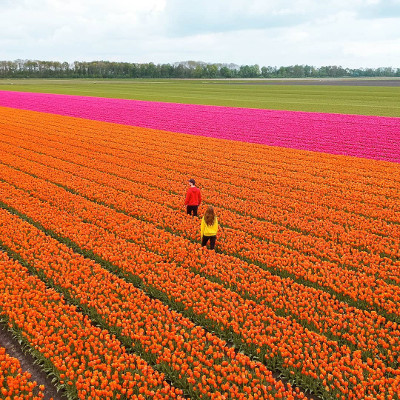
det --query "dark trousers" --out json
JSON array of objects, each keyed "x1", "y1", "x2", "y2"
[
  {"x1": 202, "y1": 235, "x2": 216, "y2": 250},
  {"x1": 186, "y1": 205, "x2": 198, "y2": 217}
]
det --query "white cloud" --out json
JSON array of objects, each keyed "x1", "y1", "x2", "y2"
[
  {"x1": 0, "y1": 0, "x2": 400, "y2": 67},
  {"x1": 344, "y1": 38, "x2": 400, "y2": 59}
]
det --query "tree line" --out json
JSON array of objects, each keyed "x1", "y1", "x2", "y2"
[{"x1": 1, "y1": 59, "x2": 399, "y2": 79}]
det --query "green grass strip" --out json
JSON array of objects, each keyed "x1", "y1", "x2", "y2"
[{"x1": 1, "y1": 79, "x2": 400, "y2": 117}]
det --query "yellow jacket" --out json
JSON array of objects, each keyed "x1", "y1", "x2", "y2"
[{"x1": 201, "y1": 216, "x2": 219, "y2": 237}]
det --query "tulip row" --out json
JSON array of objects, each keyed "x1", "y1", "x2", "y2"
[
  {"x1": 4, "y1": 106, "x2": 397, "y2": 203},
  {"x1": 0, "y1": 208, "x2": 305, "y2": 400},
  {"x1": 0, "y1": 251, "x2": 186, "y2": 400},
  {"x1": 1, "y1": 107, "x2": 398, "y2": 226},
  {"x1": 2, "y1": 139, "x2": 400, "y2": 321},
  {"x1": 0, "y1": 112, "x2": 398, "y2": 324},
  {"x1": 2, "y1": 133, "x2": 399, "y2": 291},
  {"x1": 2, "y1": 161, "x2": 400, "y2": 369},
  {"x1": 1, "y1": 171, "x2": 399, "y2": 399},
  {"x1": 0, "y1": 109, "x2": 398, "y2": 262},
  {"x1": 0, "y1": 90, "x2": 399, "y2": 163},
  {"x1": 0, "y1": 345, "x2": 45, "y2": 400},
  {"x1": 3, "y1": 117, "x2": 399, "y2": 292},
  {"x1": 1, "y1": 107, "x2": 399, "y2": 264}
]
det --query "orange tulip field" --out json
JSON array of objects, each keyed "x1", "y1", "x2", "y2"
[{"x1": 0, "y1": 97, "x2": 399, "y2": 400}]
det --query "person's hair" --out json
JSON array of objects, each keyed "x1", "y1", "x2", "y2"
[{"x1": 204, "y1": 206, "x2": 216, "y2": 226}]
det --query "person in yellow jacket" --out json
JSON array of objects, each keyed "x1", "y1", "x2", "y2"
[{"x1": 201, "y1": 206, "x2": 218, "y2": 250}]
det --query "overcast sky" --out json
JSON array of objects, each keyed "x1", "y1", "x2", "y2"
[{"x1": 1, "y1": 0, "x2": 400, "y2": 68}]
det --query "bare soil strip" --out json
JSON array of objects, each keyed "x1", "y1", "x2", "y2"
[
  {"x1": 219, "y1": 78, "x2": 400, "y2": 86},
  {"x1": 0, "y1": 280, "x2": 64, "y2": 400}
]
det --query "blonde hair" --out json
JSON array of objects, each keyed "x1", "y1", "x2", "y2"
[{"x1": 204, "y1": 206, "x2": 216, "y2": 226}]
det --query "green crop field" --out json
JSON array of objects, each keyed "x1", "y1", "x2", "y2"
[{"x1": 1, "y1": 78, "x2": 400, "y2": 117}]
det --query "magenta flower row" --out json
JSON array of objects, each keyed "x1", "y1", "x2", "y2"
[{"x1": 0, "y1": 90, "x2": 399, "y2": 163}]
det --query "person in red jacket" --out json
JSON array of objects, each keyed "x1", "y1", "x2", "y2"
[{"x1": 185, "y1": 178, "x2": 201, "y2": 217}]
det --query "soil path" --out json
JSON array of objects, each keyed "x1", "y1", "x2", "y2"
[{"x1": 0, "y1": 322, "x2": 65, "y2": 400}]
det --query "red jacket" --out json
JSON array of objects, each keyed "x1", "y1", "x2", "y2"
[{"x1": 185, "y1": 187, "x2": 201, "y2": 206}]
